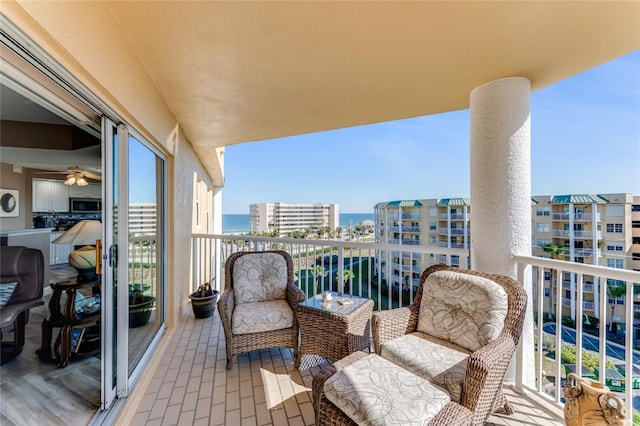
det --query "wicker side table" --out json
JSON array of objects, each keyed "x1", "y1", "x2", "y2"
[{"x1": 295, "y1": 292, "x2": 374, "y2": 368}]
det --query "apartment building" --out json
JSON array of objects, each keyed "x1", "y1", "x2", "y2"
[
  {"x1": 375, "y1": 193, "x2": 640, "y2": 327},
  {"x1": 250, "y1": 202, "x2": 339, "y2": 236},
  {"x1": 129, "y1": 203, "x2": 157, "y2": 236}
]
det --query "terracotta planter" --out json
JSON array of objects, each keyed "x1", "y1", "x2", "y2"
[{"x1": 563, "y1": 372, "x2": 625, "y2": 425}]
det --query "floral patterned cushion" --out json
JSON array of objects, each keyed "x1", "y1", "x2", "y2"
[
  {"x1": 324, "y1": 353, "x2": 451, "y2": 426},
  {"x1": 380, "y1": 332, "x2": 470, "y2": 403},
  {"x1": 231, "y1": 299, "x2": 294, "y2": 335},
  {"x1": 233, "y1": 252, "x2": 288, "y2": 304},
  {"x1": 417, "y1": 270, "x2": 508, "y2": 352}
]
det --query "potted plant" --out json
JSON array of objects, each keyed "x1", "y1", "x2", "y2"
[
  {"x1": 129, "y1": 284, "x2": 156, "y2": 328},
  {"x1": 189, "y1": 277, "x2": 219, "y2": 319}
]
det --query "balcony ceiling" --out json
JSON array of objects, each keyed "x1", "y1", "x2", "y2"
[{"x1": 4, "y1": 2, "x2": 639, "y2": 185}]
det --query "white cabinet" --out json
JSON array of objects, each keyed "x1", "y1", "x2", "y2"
[
  {"x1": 68, "y1": 183, "x2": 101, "y2": 198},
  {"x1": 50, "y1": 231, "x2": 73, "y2": 265},
  {"x1": 33, "y1": 179, "x2": 70, "y2": 212}
]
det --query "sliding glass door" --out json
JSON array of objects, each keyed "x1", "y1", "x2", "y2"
[{"x1": 102, "y1": 119, "x2": 166, "y2": 408}]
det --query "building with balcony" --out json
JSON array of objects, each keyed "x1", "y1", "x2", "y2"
[
  {"x1": 0, "y1": 2, "x2": 637, "y2": 424},
  {"x1": 249, "y1": 202, "x2": 338, "y2": 236},
  {"x1": 128, "y1": 202, "x2": 157, "y2": 236},
  {"x1": 375, "y1": 193, "x2": 640, "y2": 325}
]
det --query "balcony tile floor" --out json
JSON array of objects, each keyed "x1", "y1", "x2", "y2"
[{"x1": 131, "y1": 311, "x2": 565, "y2": 425}]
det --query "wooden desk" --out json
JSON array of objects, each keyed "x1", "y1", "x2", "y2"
[{"x1": 37, "y1": 277, "x2": 101, "y2": 367}]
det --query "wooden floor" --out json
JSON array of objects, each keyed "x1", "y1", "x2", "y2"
[{"x1": 0, "y1": 267, "x2": 100, "y2": 426}]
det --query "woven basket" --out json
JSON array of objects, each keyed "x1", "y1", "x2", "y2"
[{"x1": 189, "y1": 290, "x2": 219, "y2": 319}]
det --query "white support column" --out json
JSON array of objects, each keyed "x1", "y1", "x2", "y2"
[{"x1": 469, "y1": 77, "x2": 533, "y2": 387}]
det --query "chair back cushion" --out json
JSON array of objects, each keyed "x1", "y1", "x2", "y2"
[
  {"x1": 233, "y1": 252, "x2": 288, "y2": 304},
  {"x1": 0, "y1": 246, "x2": 44, "y2": 304},
  {"x1": 417, "y1": 270, "x2": 508, "y2": 352}
]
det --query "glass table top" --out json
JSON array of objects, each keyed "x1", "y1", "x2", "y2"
[{"x1": 298, "y1": 292, "x2": 371, "y2": 316}]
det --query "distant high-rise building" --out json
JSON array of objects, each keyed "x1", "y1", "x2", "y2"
[
  {"x1": 374, "y1": 193, "x2": 640, "y2": 327},
  {"x1": 128, "y1": 202, "x2": 157, "y2": 236},
  {"x1": 250, "y1": 202, "x2": 339, "y2": 236}
]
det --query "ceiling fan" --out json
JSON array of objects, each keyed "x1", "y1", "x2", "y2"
[{"x1": 36, "y1": 166, "x2": 102, "y2": 186}]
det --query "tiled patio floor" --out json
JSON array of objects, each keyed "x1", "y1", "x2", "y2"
[{"x1": 130, "y1": 311, "x2": 565, "y2": 425}]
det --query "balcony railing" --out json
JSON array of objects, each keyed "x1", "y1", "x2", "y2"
[
  {"x1": 438, "y1": 227, "x2": 469, "y2": 235},
  {"x1": 191, "y1": 234, "x2": 639, "y2": 419},
  {"x1": 552, "y1": 213, "x2": 601, "y2": 221},
  {"x1": 438, "y1": 213, "x2": 468, "y2": 220},
  {"x1": 552, "y1": 229, "x2": 602, "y2": 239},
  {"x1": 513, "y1": 254, "x2": 639, "y2": 419}
]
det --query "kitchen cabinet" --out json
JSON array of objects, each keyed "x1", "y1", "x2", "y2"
[
  {"x1": 33, "y1": 179, "x2": 70, "y2": 212},
  {"x1": 50, "y1": 231, "x2": 73, "y2": 265},
  {"x1": 68, "y1": 184, "x2": 101, "y2": 198}
]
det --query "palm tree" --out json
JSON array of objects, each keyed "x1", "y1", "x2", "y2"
[
  {"x1": 313, "y1": 265, "x2": 328, "y2": 294},
  {"x1": 335, "y1": 268, "x2": 355, "y2": 293},
  {"x1": 543, "y1": 243, "x2": 566, "y2": 321},
  {"x1": 607, "y1": 282, "x2": 626, "y2": 332}
]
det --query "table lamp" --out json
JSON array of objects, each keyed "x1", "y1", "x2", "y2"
[{"x1": 52, "y1": 220, "x2": 102, "y2": 281}]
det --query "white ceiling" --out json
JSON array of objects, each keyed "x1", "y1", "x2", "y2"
[
  {"x1": 0, "y1": 83, "x2": 101, "y2": 173},
  {"x1": 2, "y1": 1, "x2": 639, "y2": 185}
]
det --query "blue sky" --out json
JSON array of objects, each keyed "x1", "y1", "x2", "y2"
[{"x1": 223, "y1": 50, "x2": 640, "y2": 214}]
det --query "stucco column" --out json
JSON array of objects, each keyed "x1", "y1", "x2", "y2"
[{"x1": 469, "y1": 77, "x2": 533, "y2": 387}]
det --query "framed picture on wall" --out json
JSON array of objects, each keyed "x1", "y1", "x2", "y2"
[{"x1": 0, "y1": 189, "x2": 19, "y2": 217}]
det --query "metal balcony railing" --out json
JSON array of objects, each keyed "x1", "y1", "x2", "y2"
[
  {"x1": 190, "y1": 234, "x2": 639, "y2": 419},
  {"x1": 552, "y1": 213, "x2": 601, "y2": 221},
  {"x1": 552, "y1": 230, "x2": 602, "y2": 239},
  {"x1": 513, "y1": 254, "x2": 639, "y2": 419}
]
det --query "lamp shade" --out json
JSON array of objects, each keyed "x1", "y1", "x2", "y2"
[{"x1": 52, "y1": 220, "x2": 102, "y2": 245}]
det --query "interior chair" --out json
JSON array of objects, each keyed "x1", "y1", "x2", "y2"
[
  {"x1": 313, "y1": 264, "x2": 527, "y2": 426},
  {"x1": 0, "y1": 246, "x2": 45, "y2": 364},
  {"x1": 218, "y1": 250, "x2": 306, "y2": 370}
]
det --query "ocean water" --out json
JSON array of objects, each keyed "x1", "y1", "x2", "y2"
[{"x1": 222, "y1": 213, "x2": 374, "y2": 234}]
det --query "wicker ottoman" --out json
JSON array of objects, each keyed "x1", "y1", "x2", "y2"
[
  {"x1": 295, "y1": 293, "x2": 374, "y2": 368},
  {"x1": 312, "y1": 351, "x2": 474, "y2": 426}
]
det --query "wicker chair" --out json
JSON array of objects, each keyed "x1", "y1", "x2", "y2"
[
  {"x1": 313, "y1": 264, "x2": 527, "y2": 426},
  {"x1": 218, "y1": 250, "x2": 306, "y2": 370}
]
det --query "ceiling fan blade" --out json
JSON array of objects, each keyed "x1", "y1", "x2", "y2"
[{"x1": 83, "y1": 171, "x2": 102, "y2": 181}]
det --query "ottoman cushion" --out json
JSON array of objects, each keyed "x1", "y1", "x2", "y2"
[{"x1": 323, "y1": 353, "x2": 451, "y2": 425}]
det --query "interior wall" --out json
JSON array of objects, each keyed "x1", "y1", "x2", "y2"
[{"x1": 0, "y1": 162, "x2": 30, "y2": 230}]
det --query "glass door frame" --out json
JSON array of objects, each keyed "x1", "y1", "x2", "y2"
[
  {"x1": 101, "y1": 118, "x2": 117, "y2": 409},
  {"x1": 103, "y1": 121, "x2": 168, "y2": 403},
  {"x1": 119, "y1": 125, "x2": 169, "y2": 395}
]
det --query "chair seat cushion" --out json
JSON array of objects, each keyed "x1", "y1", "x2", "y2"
[
  {"x1": 323, "y1": 353, "x2": 451, "y2": 426},
  {"x1": 380, "y1": 331, "x2": 471, "y2": 403},
  {"x1": 232, "y1": 299, "x2": 294, "y2": 335}
]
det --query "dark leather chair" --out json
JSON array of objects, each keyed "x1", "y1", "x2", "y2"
[{"x1": 0, "y1": 246, "x2": 45, "y2": 364}]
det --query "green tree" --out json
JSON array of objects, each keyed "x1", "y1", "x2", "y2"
[
  {"x1": 313, "y1": 265, "x2": 328, "y2": 294},
  {"x1": 607, "y1": 281, "x2": 626, "y2": 332},
  {"x1": 542, "y1": 243, "x2": 566, "y2": 320},
  {"x1": 335, "y1": 268, "x2": 355, "y2": 293}
]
